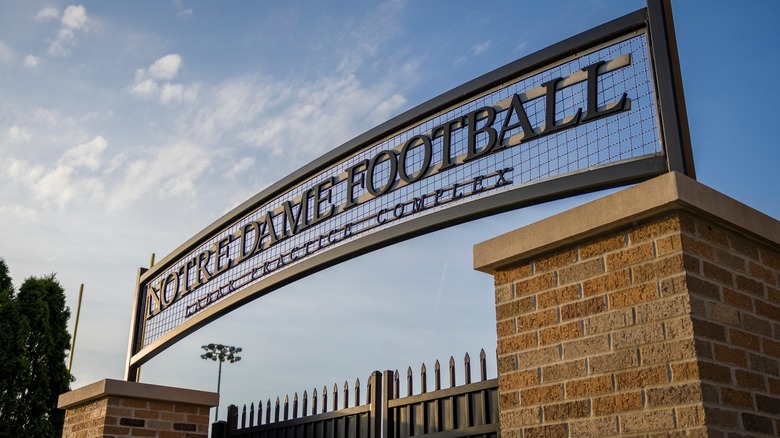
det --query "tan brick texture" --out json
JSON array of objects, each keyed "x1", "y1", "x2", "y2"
[
  {"x1": 491, "y1": 211, "x2": 780, "y2": 437},
  {"x1": 61, "y1": 395, "x2": 210, "y2": 438}
]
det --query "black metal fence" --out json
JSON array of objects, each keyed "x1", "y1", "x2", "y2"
[{"x1": 213, "y1": 350, "x2": 499, "y2": 438}]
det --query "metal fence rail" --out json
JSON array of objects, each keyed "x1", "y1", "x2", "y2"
[{"x1": 215, "y1": 350, "x2": 499, "y2": 438}]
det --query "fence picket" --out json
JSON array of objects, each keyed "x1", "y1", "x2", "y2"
[
  {"x1": 257, "y1": 400, "x2": 262, "y2": 425},
  {"x1": 333, "y1": 383, "x2": 338, "y2": 411},
  {"x1": 464, "y1": 353, "x2": 472, "y2": 385},
  {"x1": 463, "y1": 354, "x2": 473, "y2": 427},
  {"x1": 480, "y1": 349, "x2": 487, "y2": 381},
  {"x1": 448, "y1": 357, "x2": 456, "y2": 388},
  {"x1": 434, "y1": 360, "x2": 441, "y2": 391},
  {"x1": 406, "y1": 367, "x2": 413, "y2": 397},
  {"x1": 382, "y1": 370, "x2": 394, "y2": 438},
  {"x1": 223, "y1": 350, "x2": 499, "y2": 438},
  {"x1": 393, "y1": 370, "x2": 399, "y2": 400},
  {"x1": 354, "y1": 378, "x2": 360, "y2": 407},
  {"x1": 420, "y1": 364, "x2": 427, "y2": 394},
  {"x1": 227, "y1": 404, "x2": 238, "y2": 430}
]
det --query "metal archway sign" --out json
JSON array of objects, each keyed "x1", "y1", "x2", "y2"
[{"x1": 126, "y1": 0, "x2": 693, "y2": 380}]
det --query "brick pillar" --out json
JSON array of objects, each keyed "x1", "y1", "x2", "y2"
[
  {"x1": 474, "y1": 172, "x2": 780, "y2": 437},
  {"x1": 58, "y1": 379, "x2": 218, "y2": 438}
]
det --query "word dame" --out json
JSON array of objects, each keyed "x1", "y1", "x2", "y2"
[{"x1": 145, "y1": 56, "x2": 631, "y2": 320}]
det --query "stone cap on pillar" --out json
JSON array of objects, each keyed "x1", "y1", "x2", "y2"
[
  {"x1": 57, "y1": 378, "x2": 219, "y2": 410},
  {"x1": 474, "y1": 171, "x2": 780, "y2": 274}
]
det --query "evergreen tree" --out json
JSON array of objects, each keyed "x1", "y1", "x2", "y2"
[
  {"x1": 0, "y1": 258, "x2": 27, "y2": 436},
  {"x1": 0, "y1": 259, "x2": 72, "y2": 437}
]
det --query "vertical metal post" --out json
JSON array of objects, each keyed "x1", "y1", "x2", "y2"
[
  {"x1": 216, "y1": 359, "x2": 223, "y2": 421},
  {"x1": 647, "y1": 0, "x2": 696, "y2": 178},
  {"x1": 382, "y1": 370, "x2": 394, "y2": 438},
  {"x1": 369, "y1": 371, "x2": 382, "y2": 438},
  {"x1": 124, "y1": 267, "x2": 147, "y2": 382},
  {"x1": 68, "y1": 284, "x2": 84, "y2": 374},
  {"x1": 211, "y1": 421, "x2": 228, "y2": 438}
]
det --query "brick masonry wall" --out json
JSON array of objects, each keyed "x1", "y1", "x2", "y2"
[
  {"x1": 61, "y1": 395, "x2": 210, "y2": 438},
  {"x1": 683, "y1": 214, "x2": 780, "y2": 436},
  {"x1": 62, "y1": 397, "x2": 109, "y2": 437},
  {"x1": 492, "y1": 211, "x2": 780, "y2": 437}
]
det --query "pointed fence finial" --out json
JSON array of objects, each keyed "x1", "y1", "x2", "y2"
[
  {"x1": 434, "y1": 360, "x2": 441, "y2": 391},
  {"x1": 393, "y1": 370, "x2": 400, "y2": 398},
  {"x1": 480, "y1": 349, "x2": 488, "y2": 381},
  {"x1": 293, "y1": 392, "x2": 299, "y2": 419},
  {"x1": 322, "y1": 386, "x2": 328, "y2": 413},
  {"x1": 355, "y1": 378, "x2": 361, "y2": 407},
  {"x1": 274, "y1": 397, "x2": 280, "y2": 423},
  {"x1": 464, "y1": 352, "x2": 472, "y2": 384},
  {"x1": 266, "y1": 399, "x2": 271, "y2": 425},
  {"x1": 421, "y1": 363, "x2": 428, "y2": 394},
  {"x1": 366, "y1": 374, "x2": 373, "y2": 404},
  {"x1": 449, "y1": 356, "x2": 456, "y2": 388},
  {"x1": 302, "y1": 390, "x2": 308, "y2": 418},
  {"x1": 407, "y1": 366, "x2": 413, "y2": 397},
  {"x1": 343, "y1": 381, "x2": 349, "y2": 409}
]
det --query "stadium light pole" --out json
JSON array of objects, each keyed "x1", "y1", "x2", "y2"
[{"x1": 201, "y1": 343, "x2": 242, "y2": 422}]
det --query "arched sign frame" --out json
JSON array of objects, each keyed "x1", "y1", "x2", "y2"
[{"x1": 125, "y1": 0, "x2": 693, "y2": 381}]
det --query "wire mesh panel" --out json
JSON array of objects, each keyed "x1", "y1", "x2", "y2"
[{"x1": 127, "y1": 6, "x2": 687, "y2": 373}]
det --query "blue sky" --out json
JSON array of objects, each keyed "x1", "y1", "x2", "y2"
[{"x1": 1, "y1": 0, "x2": 779, "y2": 421}]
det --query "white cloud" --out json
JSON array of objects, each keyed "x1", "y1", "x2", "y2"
[
  {"x1": 0, "y1": 41, "x2": 15, "y2": 62},
  {"x1": 149, "y1": 54, "x2": 182, "y2": 80},
  {"x1": 160, "y1": 84, "x2": 183, "y2": 103},
  {"x1": 108, "y1": 142, "x2": 212, "y2": 211},
  {"x1": 47, "y1": 5, "x2": 90, "y2": 57},
  {"x1": 104, "y1": 153, "x2": 127, "y2": 175},
  {"x1": 62, "y1": 5, "x2": 88, "y2": 30},
  {"x1": 129, "y1": 78, "x2": 159, "y2": 97},
  {"x1": 48, "y1": 43, "x2": 68, "y2": 57},
  {"x1": 128, "y1": 55, "x2": 196, "y2": 104},
  {"x1": 0, "y1": 205, "x2": 38, "y2": 221},
  {"x1": 60, "y1": 136, "x2": 108, "y2": 171},
  {"x1": 173, "y1": 0, "x2": 193, "y2": 19},
  {"x1": 7, "y1": 125, "x2": 32, "y2": 143},
  {"x1": 372, "y1": 93, "x2": 406, "y2": 121},
  {"x1": 35, "y1": 7, "x2": 60, "y2": 22},
  {"x1": 32, "y1": 165, "x2": 75, "y2": 207},
  {"x1": 23, "y1": 54, "x2": 42, "y2": 68},
  {"x1": 470, "y1": 40, "x2": 491, "y2": 56},
  {"x1": 3, "y1": 158, "x2": 45, "y2": 185},
  {"x1": 229, "y1": 73, "x2": 409, "y2": 160},
  {"x1": 160, "y1": 83, "x2": 198, "y2": 104},
  {"x1": 515, "y1": 41, "x2": 529, "y2": 53},
  {"x1": 8, "y1": 156, "x2": 106, "y2": 209},
  {"x1": 226, "y1": 157, "x2": 255, "y2": 179}
]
